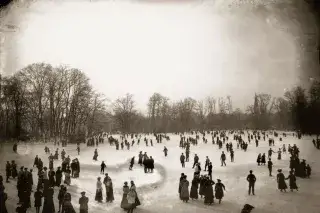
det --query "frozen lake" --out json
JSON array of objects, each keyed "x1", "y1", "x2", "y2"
[{"x1": 0, "y1": 132, "x2": 319, "y2": 213}]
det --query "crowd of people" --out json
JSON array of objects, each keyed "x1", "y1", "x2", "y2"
[{"x1": 0, "y1": 130, "x2": 317, "y2": 213}]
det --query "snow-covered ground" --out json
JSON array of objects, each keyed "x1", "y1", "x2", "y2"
[{"x1": 1, "y1": 132, "x2": 319, "y2": 213}]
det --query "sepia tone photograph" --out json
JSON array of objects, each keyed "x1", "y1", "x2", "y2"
[{"x1": 0, "y1": 0, "x2": 319, "y2": 212}]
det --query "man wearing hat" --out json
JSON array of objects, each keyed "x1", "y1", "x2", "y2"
[
  {"x1": 246, "y1": 170, "x2": 256, "y2": 195},
  {"x1": 79, "y1": 191, "x2": 89, "y2": 213}
]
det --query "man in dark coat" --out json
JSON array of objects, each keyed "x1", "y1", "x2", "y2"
[
  {"x1": 129, "y1": 157, "x2": 135, "y2": 170},
  {"x1": 79, "y1": 191, "x2": 89, "y2": 213},
  {"x1": 55, "y1": 167, "x2": 62, "y2": 187},
  {"x1": 180, "y1": 153, "x2": 185, "y2": 168},
  {"x1": 192, "y1": 154, "x2": 199, "y2": 168},
  {"x1": 246, "y1": 170, "x2": 256, "y2": 195},
  {"x1": 100, "y1": 161, "x2": 107, "y2": 174}
]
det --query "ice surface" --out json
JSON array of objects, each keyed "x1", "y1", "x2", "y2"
[{"x1": 0, "y1": 132, "x2": 319, "y2": 213}]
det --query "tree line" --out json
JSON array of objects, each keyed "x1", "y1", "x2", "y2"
[{"x1": 1, "y1": 63, "x2": 320, "y2": 142}]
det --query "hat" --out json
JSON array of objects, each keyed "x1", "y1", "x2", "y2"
[{"x1": 81, "y1": 191, "x2": 86, "y2": 195}]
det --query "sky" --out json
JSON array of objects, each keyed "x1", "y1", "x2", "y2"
[{"x1": 1, "y1": 0, "x2": 319, "y2": 112}]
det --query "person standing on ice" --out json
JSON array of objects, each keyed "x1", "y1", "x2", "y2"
[
  {"x1": 277, "y1": 148, "x2": 282, "y2": 160},
  {"x1": 105, "y1": 177, "x2": 114, "y2": 203},
  {"x1": 285, "y1": 171, "x2": 298, "y2": 192},
  {"x1": 257, "y1": 154, "x2": 262, "y2": 166},
  {"x1": 230, "y1": 150, "x2": 234, "y2": 162},
  {"x1": 192, "y1": 154, "x2": 199, "y2": 168},
  {"x1": 93, "y1": 149, "x2": 98, "y2": 161},
  {"x1": 208, "y1": 162, "x2": 213, "y2": 180},
  {"x1": 100, "y1": 161, "x2": 107, "y2": 174},
  {"x1": 306, "y1": 164, "x2": 311, "y2": 178},
  {"x1": 215, "y1": 179, "x2": 226, "y2": 204},
  {"x1": 5, "y1": 161, "x2": 11, "y2": 183},
  {"x1": 129, "y1": 157, "x2": 135, "y2": 170},
  {"x1": 163, "y1": 146, "x2": 168, "y2": 157},
  {"x1": 79, "y1": 191, "x2": 89, "y2": 213},
  {"x1": 34, "y1": 187, "x2": 43, "y2": 213},
  {"x1": 180, "y1": 153, "x2": 186, "y2": 168},
  {"x1": 204, "y1": 177, "x2": 215, "y2": 205},
  {"x1": 178, "y1": 173, "x2": 185, "y2": 199},
  {"x1": 138, "y1": 151, "x2": 143, "y2": 166},
  {"x1": 33, "y1": 155, "x2": 39, "y2": 168},
  {"x1": 57, "y1": 185, "x2": 66, "y2": 212},
  {"x1": 204, "y1": 156, "x2": 210, "y2": 171},
  {"x1": 77, "y1": 145, "x2": 80, "y2": 155},
  {"x1": 95, "y1": 177, "x2": 103, "y2": 202},
  {"x1": 277, "y1": 169, "x2": 287, "y2": 192},
  {"x1": 180, "y1": 175, "x2": 190, "y2": 203},
  {"x1": 190, "y1": 175, "x2": 200, "y2": 200},
  {"x1": 42, "y1": 187, "x2": 55, "y2": 213},
  {"x1": 220, "y1": 151, "x2": 226, "y2": 167},
  {"x1": 268, "y1": 148, "x2": 275, "y2": 158},
  {"x1": 121, "y1": 182, "x2": 130, "y2": 210},
  {"x1": 261, "y1": 153, "x2": 266, "y2": 165},
  {"x1": 246, "y1": 170, "x2": 256, "y2": 195},
  {"x1": 267, "y1": 158, "x2": 273, "y2": 176}
]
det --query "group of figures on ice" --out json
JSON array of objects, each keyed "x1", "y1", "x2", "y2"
[{"x1": 0, "y1": 130, "x2": 317, "y2": 213}]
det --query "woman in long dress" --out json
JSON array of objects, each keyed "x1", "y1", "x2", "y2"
[
  {"x1": 261, "y1": 153, "x2": 266, "y2": 165},
  {"x1": 95, "y1": 177, "x2": 103, "y2": 202},
  {"x1": 121, "y1": 182, "x2": 130, "y2": 210},
  {"x1": 127, "y1": 187, "x2": 136, "y2": 213},
  {"x1": 180, "y1": 175, "x2": 189, "y2": 202},
  {"x1": 61, "y1": 193, "x2": 76, "y2": 213},
  {"x1": 277, "y1": 149, "x2": 282, "y2": 160},
  {"x1": 214, "y1": 179, "x2": 225, "y2": 204},
  {"x1": 257, "y1": 154, "x2": 261, "y2": 166},
  {"x1": 42, "y1": 187, "x2": 55, "y2": 213},
  {"x1": 190, "y1": 175, "x2": 199, "y2": 200},
  {"x1": 199, "y1": 175, "x2": 206, "y2": 198},
  {"x1": 178, "y1": 173, "x2": 185, "y2": 200},
  {"x1": 34, "y1": 188, "x2": 43, "y2": 213},
  {"x1": 130, "y1": 181, "x2": 141, "y2": 208},
  {"x1": 93, "y1": 149, "x2": 98, "y2": 161},
  {"x1": 277, "y1": 169, "x2": 287, "y2": 192},
  {"x1": 204, "y1": 179, "x2": 215, "y2": 205},
  {"x1": 106, "y1": 177, "x2": 114, "y2": 203},
  {"x1": 286, "y1": 171, "x2": 298, "y2": 192}
]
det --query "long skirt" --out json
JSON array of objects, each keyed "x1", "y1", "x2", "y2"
[
  {"x1": 190, "y1": 186, "x2": 198, "y2": 199},
  {"x1": 95, "y1": 190, "x2": 103, "y2": 202},
  {"x1": 42, "y1": 198, "x2": 55, "y2": 213},
  {"x1": 204, "y1": 186, "x2": 214, "y2": 204},
  {"x1": 289, "y1": 181, "x2": 298, "y2": 190},
  {"x1": 106, "y1": 188, "x2": 114, "y2": 202},
  {"x1": 215, "y1": 188, "x2": 224, "y2": 200},
  {"x1": 199, "y1": 184, "x2": 205, "y2": 196},
  {"x1": 120, "y1": 194, "x2": 130, "y2": 210},
  {"x1": 278, "y1": 180, "x2": 287, "y2": 190}
]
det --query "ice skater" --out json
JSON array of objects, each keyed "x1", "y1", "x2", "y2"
[
  {"x1": 246, "y1": 170, "x2": 256, "y2": 195},
  {"x1": 100, "y1": 161, "x2": 106, "y2": 174}
]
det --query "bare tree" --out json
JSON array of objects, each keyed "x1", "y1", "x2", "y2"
[{"x1": 112, "y1": 93, "x2": 136, "y2": 132}]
